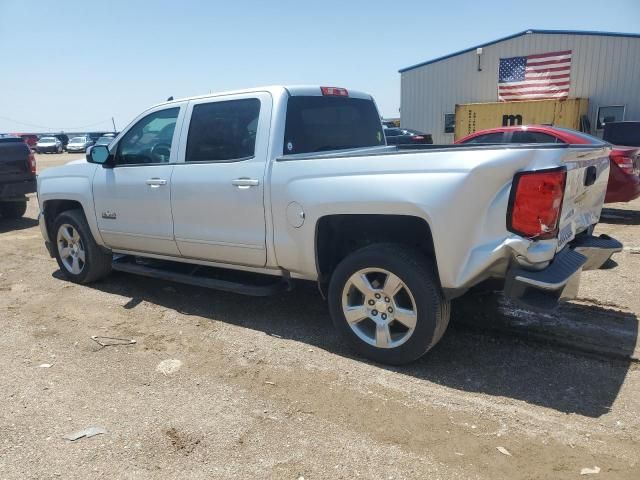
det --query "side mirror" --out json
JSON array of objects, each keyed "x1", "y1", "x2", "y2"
[{"x1": 87, "y1": 145, "x2": 112, "y2": 167}]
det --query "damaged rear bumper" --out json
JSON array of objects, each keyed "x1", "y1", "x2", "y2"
[{"x1": 504, "y1": 234, "x2": 622, "y2": 310}]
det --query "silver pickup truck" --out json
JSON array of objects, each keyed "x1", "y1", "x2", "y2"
[{"x1": 37, "y1": 85, "x2": 622, "y2": 364}]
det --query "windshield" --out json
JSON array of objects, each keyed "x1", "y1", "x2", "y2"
[
  {"x1": 96, "y1": 136, "x2": 113, "y2": 145},
  {"x1": 39, "y1": 137, "x2": 56, "y2": 143},
  {"x1": 283, "y1": 96, "x2": 385, "y2": 155},
  {"x1": 69, "y1": 137, "x2": 85, "y2": 143}
]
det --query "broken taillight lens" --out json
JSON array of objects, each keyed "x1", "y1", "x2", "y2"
[{"x1": 507, "y1": 168, "x2": 566, "y2": 240}]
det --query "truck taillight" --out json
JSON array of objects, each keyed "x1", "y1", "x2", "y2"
[
  {"x1": 610, "y1": 152, "x2": 635, "y2": 175},
  {"x1": 320, "y1": 86, "x2": 349, "y2": 97},
  {"x1": 507, "y1": 168, "x2": 566, "y2": 240},
  {"x1": 28, "y1": 152, "x2": 37, "y2": 174}
]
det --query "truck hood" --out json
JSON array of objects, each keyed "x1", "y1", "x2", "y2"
[{"x1": 37, "y1": 157, "x2": 95, "y2": 183}]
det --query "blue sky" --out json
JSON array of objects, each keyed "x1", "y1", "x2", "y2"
[{"x1": 1, "y1": 0, "x2": 638, "y2": 132}]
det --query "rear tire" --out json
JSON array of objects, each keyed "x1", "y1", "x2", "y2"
[
  {"x1": 52, "y1": 209, "x2": 112, "y2": 284},
  {"x1": 0, "y1": 201, "x2": 27, "y2": 219},
  {"x1": 328, "y1": 243, "x2": 450, "y2": 365}
]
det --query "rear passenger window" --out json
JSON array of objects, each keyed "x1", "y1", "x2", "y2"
[
  {"x1": 284, "y1": 96, "x2": 385, "y2": 155},
  {"x1": 464, "y1": 133, "x2": 505, "y2": 144},
  {"x1": 186, "y1": 98, "x2": 260, "y2": 162},
  {"x1": 511, "y1": 131, "x2": 560, "y2": 143}
]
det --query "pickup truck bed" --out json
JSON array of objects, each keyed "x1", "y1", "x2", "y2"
[{"x1": 0, "y1": 137, "x2": 36, "y2": 219}]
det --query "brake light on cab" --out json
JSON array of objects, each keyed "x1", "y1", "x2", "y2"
[
  {"x1": 507, "y1": 168, "x2": 567, "y2": 240},
  {"x1": 320, "y1": 86, "x2": 349, "y2": 97}
]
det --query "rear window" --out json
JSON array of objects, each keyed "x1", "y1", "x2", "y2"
[
  {"x1": 552, "y1": 127, "x2": 608, "y2": 145},
  {"x1": 463, "y1": 132, "x2": 505, "y2": 144},
  {"x1": 511, "y1": 131, "x2": 560, "y2": 143},
  {"x1": 283, "y1": 96, "x2": 384, "y2": 155}
]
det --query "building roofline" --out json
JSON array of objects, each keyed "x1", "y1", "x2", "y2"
[{"x1": 398, "y1": 29, "x2": 640, "y2": 73}]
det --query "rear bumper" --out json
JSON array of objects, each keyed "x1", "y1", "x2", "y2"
[
  {"x1": 504, "y1": 234, "x2": 622, "y2": 310},
  {"x1": 0, "y1": 178, "x2": 36, "y2": 199}
]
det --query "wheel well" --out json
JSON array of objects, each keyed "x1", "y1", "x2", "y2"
[
  {"x1": 43, "y1": 199, "x2": 83, "y2": 238},
  {"x1": 316, "y1": 214, "x2": 437, "y2": 283}
]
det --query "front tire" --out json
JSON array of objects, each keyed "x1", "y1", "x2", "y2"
[
  {"x1": 328, "y1": 243, "x2": 450, "y2": 365},
  {"x1": 52, "y1": 209, "x2": 112, "y2": 283},
  {"x1": 0, "y1": 201, "x2": 27, "y2": 219}
]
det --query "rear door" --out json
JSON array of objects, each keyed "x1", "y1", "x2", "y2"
[
  {"x1": 92, "y1": 104, "x2": 186, "y2": 256},
  {"x1": 170, "y1": 92, "x2": 272, "y2": 266}
]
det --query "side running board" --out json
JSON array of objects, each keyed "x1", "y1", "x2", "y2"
[{"x1": 111, "y1": 256, "x2": 293, "y2": 297}]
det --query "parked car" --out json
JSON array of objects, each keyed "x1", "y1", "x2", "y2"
[
  {"x1": 66, "y1": 136, "x2": 95, "y2": 153},
  {"x1": 603, "y1": 121, "x2": 640, "y2": 147},
  {"x1": 94, "y1": 135, "x2": 115, "y2": 147},
  {"x1": 384, "y1": 128, "x2": 433, "y2": 145},
  {"x1": 36, "y1": 136, "x2": 63, "y2": 154},
  {"x1": 0, "y1": 136, "x2": 36, "y2": 218},
  {"x1": 37, "y1": 85, "x2": 621, "y2": 364},
  {"x1": 456, "y1": 125, "x2": 640, "y2": 204}
]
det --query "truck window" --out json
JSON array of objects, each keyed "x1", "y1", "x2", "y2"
[
  {"x1": 283, "y1": 96, "x2": 384, "y2": 155},
  {"x1": 116, "y1": 107, "x2": 179, "y2": 165},
  {"x1": 185, "y1": 98, "x2": 260, "y2": 162}
]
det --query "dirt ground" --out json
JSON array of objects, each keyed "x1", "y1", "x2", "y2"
[{"x1": 1, "y1": 152, "x2": 639, "y2": 479}]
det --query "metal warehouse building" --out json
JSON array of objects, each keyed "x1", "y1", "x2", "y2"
[{"x1": 399, "y1": 29, "x2": 640, "y2": 144}]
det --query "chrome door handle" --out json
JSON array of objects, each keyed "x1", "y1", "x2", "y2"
[
  {"x1": 232, "y1": 178, "x2": 260, "y2": 188},
  {"x1": 146, "y1": 178, "x2": 167, "y2": 188}
]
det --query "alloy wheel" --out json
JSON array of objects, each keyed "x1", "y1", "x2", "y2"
[
  {"x1": 57, "y1": 224, "x2": 85, "y2": 274},
  {"x1": 341, "y1": 268, "x2": 418, "y2": 349}
]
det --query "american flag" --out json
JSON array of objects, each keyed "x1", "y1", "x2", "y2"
[{"x1": 498, "y1": 50, "x2": 572, "y2": 101}]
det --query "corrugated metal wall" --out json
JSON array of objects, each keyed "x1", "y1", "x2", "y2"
[{"x1": 400, "y1": 32, "x2": 640, "y2": 144}]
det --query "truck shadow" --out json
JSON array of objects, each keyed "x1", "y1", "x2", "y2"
[
  {"x1": 0, "y1": 216, "x2": 38, "y2": 234},
  {"x1": 79, "y1": 271, "x2": 637, "y2": 419}
]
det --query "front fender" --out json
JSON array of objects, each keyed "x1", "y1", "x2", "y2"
[{"x1": 38, "y1": 163, "x2": 105, "y2": 247}]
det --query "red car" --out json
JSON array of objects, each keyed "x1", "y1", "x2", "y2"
[{"x1": 456, "y1": 125, "x2": 640, "y2": 203}]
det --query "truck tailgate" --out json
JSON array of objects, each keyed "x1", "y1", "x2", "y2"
[
  {"x1": 556, "y1": 146, "x2": 610, "y2": 250},
  {"x1": 0, "y1": 140, "x2": 33, "y2": 183}
]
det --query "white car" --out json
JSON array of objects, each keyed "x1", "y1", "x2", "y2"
[
  {"x1": 35, "y1": 136, "x2": 63, "y2": 154},
  {"x1": 66, "y1": 136, "x2": 94, "y2": 153},
  {"x1": 36, "y1": 85, "x2": 622, "y2": 364}
]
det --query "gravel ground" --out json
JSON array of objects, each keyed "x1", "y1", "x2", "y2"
[{"x1": 0, "y1": 152, "x2": 638, "y2": 479}]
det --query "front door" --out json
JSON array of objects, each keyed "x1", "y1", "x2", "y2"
[
  {"x1": 93, "y1": 104, "x2": 185, "y2": 256},
  {"x1": 171, "y1": 92, "x2": 272, "y2": 266}
]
